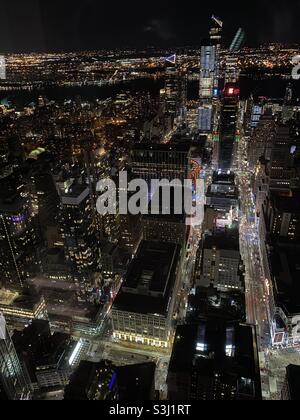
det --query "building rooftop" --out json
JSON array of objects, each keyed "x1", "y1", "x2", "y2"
[
  {"x1": 203, "y1": 231, "x2": 240, "y2": 252},
  {"x1": 113, "y1": 241, "x2": 181, "y2": 316},
  {"x1": 132, "y1": 143, "x2": 191, "y2": 153},
  {"x1": 58, "y1": 182, "x2": 90, "y2": 205},
  {"x1": 64, "y1": 361, "x2": 156, "y2": 401},
  {"x1": 44, "y1": 248, "x2": 66, "y2": 265},
  {"x1": 285, "y1": 365, "x2": 300, "y2": 400},
  {"x1": 60, "y1": 183, "x2": 89, "y2": 199},
  {"x1": 0, "y1": 289, "x2": 19, "y2": 306},
  {"x1": 169, "y1": 321, "x2": 261, "y2": 400},
  {"x1": 187, "y1": 286, "x2": 246, "y2": 323},
  {"x1": 13, "y1": 320, "x2": 72, "y2": 382},
  {"x1": 206, "y1": 188, "x2": 239, "y2": 200},
  {"x1": 100, "y1": 241, "x2": 119, "y2": 257},
  {"x1": 0, "y1": 194, "x2": 27, "y2": 214},
  {"x1": 116, "y1": 362, "x2": 156, "y2": 400},
  {"x1": 143, "y1": 186, "x2": 187, "y2": 223},
  {"x1": 271, "y1": 244, "x2": 300, "y2": 315},
  {"x1": 0, "y1": 383, "x2": 9, "y2": 401},
  {"x1": 0, "y1": 289, "x2": 42, "y2": 311},
  {"x1": 64, "y1": 360, "x2": 116, "y2": 401},
  {"x1": 212, "y1": 172, "x2": 236, "y2": 185},
  {"x1": 271, "y1": 191, "x2": 300, "y2": 214}
]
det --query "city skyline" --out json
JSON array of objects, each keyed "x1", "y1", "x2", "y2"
[{"x1": 1, "y1": 7, "x2": 300, "y2": 403}]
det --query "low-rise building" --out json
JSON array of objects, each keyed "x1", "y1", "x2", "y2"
[
  {"x1": 206, "y1": 173, "x2": 239, "y2": 212},
  {"x1": 198, "y1": 232, "x2": 244, "y2": 292},
  {"x1": 281, "y1": 365, "x2": 300, "y2": 400},
  {"x1": 0, "y1": 289, "x2": 47, "y2": 330},
  {"x1": 112, "y1": 241, "x2": 182, "y2": 348}
]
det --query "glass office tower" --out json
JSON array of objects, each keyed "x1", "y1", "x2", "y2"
[
  {"x1": 218, "y1": 85, "x2": 240, "y2": 172},
  {"x1": 0, "y1": 314, "x2": 32, "y2": 400}
]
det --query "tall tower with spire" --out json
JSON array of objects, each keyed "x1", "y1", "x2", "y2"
[{"x1": 198, "y1": 15, "x2": 223, "y2": 134}]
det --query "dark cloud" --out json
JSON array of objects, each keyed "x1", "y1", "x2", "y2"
[
  {"x1": 0, "y1": 0, "x2": 299, "y2": 52},
  {"x1": 143, "y1": 19, "x2": 176, "y2": 42}
]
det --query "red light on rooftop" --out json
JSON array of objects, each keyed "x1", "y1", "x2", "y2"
[{"x1": 224, "y1": 86, "x2": 240, "y2": 97}]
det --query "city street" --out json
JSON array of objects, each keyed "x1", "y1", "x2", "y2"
[
  {"x1": 237, "y1": 134, "x2": 300, "y2": 400},
  {"x1": 237, "y1": 134, "x2": 272, "y2": 350},
  {"x1": 174, "y1": 228, "x2": 199, "y2": 322}
]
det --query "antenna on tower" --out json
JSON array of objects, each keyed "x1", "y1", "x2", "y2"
[{"x1": 211, "y1": 15, "x2": 223, "y2": 28}]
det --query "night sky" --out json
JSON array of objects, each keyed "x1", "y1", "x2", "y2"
[{"x1": 0, "y1": 0, "x2": 299, "y2": 53}]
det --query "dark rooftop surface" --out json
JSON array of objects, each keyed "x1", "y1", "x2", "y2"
[
  {"x1": 133, "y1": 143, "x2": 191, "y2": 153},
  {"x1": 206, "y1": 186, "x2": 239, "y2": 196},
  {"x1": 64, "y1": 361, "x2": 156, "y2": 401},
  {"x1": 122, "y1": 241, "x2": 178, "y2": 293},
  {"x1": 203, "y1": 231, "x2": 240, "y2": 252},
  {"x1": 187, "y1": 286, "x2": 246, "y2": 323},
  {"x1": 286, "y1": 365, "x2": 300, "y2": 400},
  {"x1": 116, "y1": 362, "x2": 156, "y2": 401},
  {"x1": 169, "y1": 321, "x2": 261, "y2": 399},
  {"x1": 212, "y1": 172, "x2": 236, "y2": 185},
  {"x1": 113, "y1": 241, "x2": 181, "y2": 315},
  {"x1": 64, "y1": 360, "x2": 115, "y2": 401},
  {"x1": 271, "y1": 191, "x2": 300, "y2": 214},
  {"x1": 13, "y1": 320, "x2": 71, "y2": 373},
  {"x1": 0, "y1": 290, "x2": 42, "y2": 310},
  {"x1": 0, "y1": 382, "x2": 9, "y2": 401},
  {"x1": 61, "y1": 183, "x2": 88, "y2": 198},
  {"x1": 44, "y1": 248, "x2": 66, "y2": 264},
  {"x1": 206, "y1": 191, "x2": 239, "y2": 201},
  {"x1": 271, "y1": 244, "x2": 300, "y2": 315},
  {"x1": 143, "y1": 186, "x2": 188, "y2": 223},
  {"x1": 0, "y1": 194, "x2": 27, "y2": 214}
]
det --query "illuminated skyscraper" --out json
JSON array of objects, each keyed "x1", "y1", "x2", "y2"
[
  {"x1": 198, "y1": 16, "x2": 223, "y2": 133},
  {"x1": 209, "y1": 15, "x2": 223, "y2": 91},
  {"x1": 225, "y1": 54, "x2": 240, "y2": 84},
  {"x1": 226, "y1": 28, "x2": 245, "y2": 84},
  {"x1": 131, "y1": 143, "x2": 191, "y2": 183},
  {"x1": 230, "y1": 28, "x2": 245, "y2": 52},
  {"x1": 57, "y1": 180, "x2": 101, "y2": 300},
  {"x1": 164, "y1": 55, "x2": 179, "y2": 124},
  {"x1": 210, "y1": 15, "x2": 223, "y2": 44},
  {"x1": 218, "y1": 84, "x2": 240, "y2": 172},
  {"x1": 164, "y1": 54, "x2": 186, "y2": 129},
  {"x1": 198, "y1": 45, "x2": 216, "y2": 133},
  {"x1": 0, "y1": 176, "x2": 39, "y2": 290},
  {"x1": 0, "y1": 314, "x2": 32, "y2": 400}
]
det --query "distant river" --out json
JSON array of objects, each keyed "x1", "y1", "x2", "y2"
[
  {"x1": 1, "y1": 75, "x2": 299, "y2": 106},
  {"x1": 0, "y1": 78, "x2": 164, "y2": 107}
]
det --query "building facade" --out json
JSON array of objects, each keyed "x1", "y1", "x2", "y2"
[
  {"x1": 218, "y1": 85, "x2": 240, "y2": 172},
  {"x1": 112, "y1": 241, "x2": 181, "y2": 348},
  {"x1": 0, "y1": 314, "x2": 32, "y2": 400}
]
